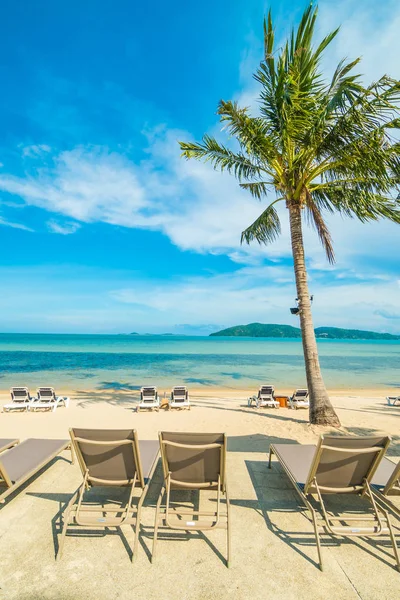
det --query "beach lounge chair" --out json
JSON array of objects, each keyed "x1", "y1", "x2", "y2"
[
  {"x1": 137, "y1": 386, "x2": 160, "y2": 412},
  {"x1": 248, "y1": 385, "x2": 279, "y2": 408},
  {"x1": 0, "y1": 438, "x2": 70, "y2": 504},
  {"x1": 268, "y1": 435, "x2": 400, "y2": 571},
  {"x1": 288, "y1": 389, "x2": 309, "y2": 410},
  {"x1": 3, "y1": 387, "x2": 33, "y2": 412},
  {"x1": 169, "y1": 386, "x2": 190, "y2": 410},
  {"x1": 153, "y1": 432, "x2": 231, "y2": 567},
  {"x1": 386, "y1": 396, "x2": 400, "y2": 406},
  {"x1": 58, "y1": 429, "x2": 159, "y2": 561},
  {"x1": 372, "y1": 457, "x2": 400, "y2": 519},
  {"x1": 0, "y1": 439, "x2": 19, "y2": 453},
  {"x1": 29, "y1": 387, "x2": 70, "y2": 412}
]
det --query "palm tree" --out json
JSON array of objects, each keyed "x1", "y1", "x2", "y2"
[{"x1": 179, "y1": 3, "x2": 400, "y2": 425}]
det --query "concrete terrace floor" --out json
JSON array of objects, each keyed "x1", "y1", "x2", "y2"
[{"x1": 0, "y1": 394, "x2": 400, "y2": 599}]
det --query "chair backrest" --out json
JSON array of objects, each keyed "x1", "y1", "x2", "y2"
[
  {"x1": 37, "y1": 387, "x2": 56, "y2": 401},
  {"x1": 10, "y1": 387, "x2": 30, "y2": 402},
  {"x1": 159, "y1": 432, "x2": 226, "y2": 488},
  {"x1": 141, "y1": 387, "x2": 157, "y2": 402},
  {"x1": 70, "y1": 428, "x2": 144, "y2": 488},
  {"x1": 172, "y1": 387, "x2": 188, "y2": 401},
  {"x1": 383, "y1": 461, "x2": 400, "y2": 495},
  {"x1": 293, "y1": 389, "x2": 308, "y2": 400},
  {"x1": 259, "y1": 385, "x2": 274, "y2": 397},
  {"x1": 305, "y1": 434, "x2": 391, "y2": 494}
]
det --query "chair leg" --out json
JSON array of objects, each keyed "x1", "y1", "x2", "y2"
[
  {"x1": 56, "y1": 489, "x2": 80, "y2": 560},
  {"x1": 387, "y1": 513, "x2": 400, "y2": 571},
  {"x1": 309, "y1": 506, "x2": 324, "y2": 571},
  {"x1": 268, "y1": 448, "x2": 274, "y2": 469},
  {"x1": 152, "y1": 487, "x2": 165, "y2": 563},
  {"x1": 132, "y1": 489, "x2": 146, "y2": 562},
  {"x1": 226, "y1": 486, "x2": 232, "y2": 568}
]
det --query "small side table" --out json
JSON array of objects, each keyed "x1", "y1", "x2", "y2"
[{"x1": 275, "y1": 395, "x2": 289, "y2": 408}]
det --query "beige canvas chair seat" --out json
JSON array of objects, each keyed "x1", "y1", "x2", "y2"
[
  {"x1": 0, "y1": 438, "x2": 70, "y2": 504},
  {"x1": 153, "y1": 432, "x2": 231, "y2": 567},
  {"x1": 0, "y1": 439, "x2": 19, "y2": 453},
  {"x1": 168, "y1": 386, "x2": 190, "y2": 410},
  {"x1": 58, "y1": 429, "x2": 159, "y2": 561},
  {"x1": 269, "y1": 436, "x2": 400, "y2": 571},
  {"x1": 372, "y1": 457, "x2": 400, "y2": 518}
]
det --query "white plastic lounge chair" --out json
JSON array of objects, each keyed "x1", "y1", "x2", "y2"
[
  {"x1": 3, "y1": 387, "x2": 33, "y2": 412},
  {"x1": 169, "y1": 386, "x2": 190, "y2": 410},
  {"x1": 269, "y1": 435, "x2": 400, "y2": 571},
  {"x1": 137, "y1": 386, "x2": 160, "y2": 412},
  {"x1": 248, "y1": 385, "x2": 279, "y2": 408},
  {"x1": 29, "y1": 387, "x2": 70, "y2": 412},
  {"x1": 288, "y1": 389, "x2": 309, "y2": 410},
  {"x1": 386, "y1": 396, "x2": 400, "y2": 406}
]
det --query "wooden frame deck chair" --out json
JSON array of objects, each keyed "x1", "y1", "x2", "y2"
[
  {"x1": 58, "y1": 429, "x2": 159, "y2": 561},
  {"x1": 137, "y1": 386, "x2": 160, "y2": 412},
  {"x1": 288, "y1": 389, "x2": 309, "y2": 410},
  {"x1": 169, "y1": 386, "x2": 190, "y2": 410},
  {"x1": 153, "y1": 432, "x2": 231, "y2": 567},
  {"x1": 268, "y1": 435, "x2": 400, "y2": 571},
  {"x1": 3, "y1": 387, "x2": 32, "y2": 412},
  {"x1": 372, "y1": 458, "x2": 400, "y2": 520},
  {"x1": 0, "y1": 438, "x2": 70, "y2": 504},
  {"x1": 386, "y1": 396, "x2": 400, "y2": 406},
  {"x1": 30, "y1": 387, "x2": 70, "y2": 412},
  {"x1": 0, "y1": 439, "x2": 19, "y2": 453}
]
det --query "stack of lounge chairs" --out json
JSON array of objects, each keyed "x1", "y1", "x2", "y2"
[
  {"x1": 248, "y1": 385, "x2": 279, "y2": 409},
  {"x1": 3, "y1": 387, "x2": 70, "y2": 413}
]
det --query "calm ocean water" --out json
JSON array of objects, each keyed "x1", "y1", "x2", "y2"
[{"x1": 0, "y1": 333, "x2": 399, "y2": 392}]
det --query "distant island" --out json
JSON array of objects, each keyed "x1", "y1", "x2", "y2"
[{"x1": 210, "y1": 323, "x2": 400, "y2": 340}]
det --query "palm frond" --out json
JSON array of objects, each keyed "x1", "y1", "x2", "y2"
[
  {"x1": 306, "y1": 200, "x2": 335, "y2": 263},
  {"x1": 241, "y1": 204, "x2": 281, "y2": 245},
  {"x1": 179, "y1": 136, "x2": 262, "y2": 181}
]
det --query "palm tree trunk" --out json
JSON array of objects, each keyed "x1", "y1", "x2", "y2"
[{"x1": 288, "y1": 202, "x2": 340, "y2": 426}]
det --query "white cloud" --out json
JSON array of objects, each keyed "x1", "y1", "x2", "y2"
[
  {"x1": 0, "y1": 216, "x2": 34, "y2": 232},
  {"x1": 47, "y1": 219, "x2": 81, "y2": 235},
  {"x1": 21, "y1": 144, "x2": 51, "y2": 158},
  {"x1": 108, "y1": 264, "x2": 400, "y2": 333}
]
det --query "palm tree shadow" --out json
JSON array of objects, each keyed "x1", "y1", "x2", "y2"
[{"x1": 73, "y1": 384, "x2": 139, "y2": 409}]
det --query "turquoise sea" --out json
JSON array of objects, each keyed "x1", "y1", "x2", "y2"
[{"x1": 0, "y1": 333, "x2": 399, "y2": 392}]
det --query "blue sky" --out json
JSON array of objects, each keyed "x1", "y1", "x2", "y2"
[{"x1": 0, "y1": 0, "x2": 399, "y2": 334}]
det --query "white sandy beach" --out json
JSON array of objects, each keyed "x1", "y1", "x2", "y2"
[{"x1": 0, "y1": 389, "x2": 399, "y2": 599}]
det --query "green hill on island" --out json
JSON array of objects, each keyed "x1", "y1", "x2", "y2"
[{"x1": 210, "y1": 323, "x2": 400, "y2": 340}]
